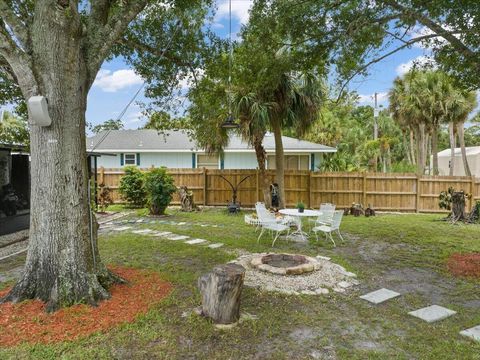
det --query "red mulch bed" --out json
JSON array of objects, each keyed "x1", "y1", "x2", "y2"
[
  {"x1": 0, "y1": 267, "x2": 172, "y2": 347},
  {"x1": 447, "y1": 253, "x2": 480, "y2": 278}
]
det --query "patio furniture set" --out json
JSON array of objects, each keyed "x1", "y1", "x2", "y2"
[{"x1": 253, "y1": 202, "x2": 344, "y2": 247}]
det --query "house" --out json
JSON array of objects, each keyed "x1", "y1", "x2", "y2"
[
  {"x1": 435, "y1": 146, "x2": 480, "y2": 177},
  {"x1": 87, "y1": 130, "x2": 336, "y2": 170}
]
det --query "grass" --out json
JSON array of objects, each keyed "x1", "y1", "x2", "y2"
[{"x1": 1, "y1": 208, "x2": 480, "y2": 359}]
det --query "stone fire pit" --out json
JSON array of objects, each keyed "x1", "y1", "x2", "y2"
[{"x1": 251, "y1": 254, "x2": 320, "y2": 275}]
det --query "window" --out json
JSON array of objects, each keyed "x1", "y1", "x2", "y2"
[
  {"x1": 197, "y1": 154, "x2": 219, "y2": 169},
  {"x1": 267, "y1": 155, "x2": 310, "y2": 170},
  {"x1": 124, "y1": 153, "x2": 136, "y2": 166}
]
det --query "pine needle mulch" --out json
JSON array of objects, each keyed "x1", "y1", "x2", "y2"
[
  {"x1": 0, "y1": 267, "x2": 172, "y2": 347},
  {"x1": 447, "y1": 253, "x2": 480, "y2": 278}
]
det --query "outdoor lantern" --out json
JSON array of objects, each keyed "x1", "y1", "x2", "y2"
[
  {"x1": 27, "y1": 96, "x2": 52, "y2": 127},
  {"x1": 221, "y1": 114, "x2": 239, "y2": 129}
]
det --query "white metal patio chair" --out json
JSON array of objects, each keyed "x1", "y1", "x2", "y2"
[
  {"x1": 312, "y1": 210, "x2": 344, "y2": 247},
  {"x1": 255, "y1": 202, "x2": 291, "y2": 247},
  {"x1": 308, "y1": 203, "x2": 336, "y2": 228}
]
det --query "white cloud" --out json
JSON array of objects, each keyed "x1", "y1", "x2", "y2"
[
  {"x1": 216, "y1": 0, "x2": 253, "y2": 25},
  {"x1": 357, "y1": 92, "x2": 388, "y2": 105},
  {"x1": 93, "y1": 69, "x2": 143, "y2": 92},
  {"x1": 395, "y1": 55, "x2": 436, "y2": 76}
]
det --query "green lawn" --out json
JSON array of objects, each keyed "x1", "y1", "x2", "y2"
[{"x1": 1, "y1": 208, "x2": 480, "y2": 359}]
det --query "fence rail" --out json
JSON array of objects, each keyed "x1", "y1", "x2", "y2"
[{"x1": 97, "y1": 167, "x2": 480, "y2": 213}]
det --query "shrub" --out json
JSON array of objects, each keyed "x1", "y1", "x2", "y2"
[
  {"x1": 97, "y1": 183, "x2": 113, "y2": 213},
  {"x1": 119, "y1": 166, "x2": 147, "y2": 207},
  {"x1": 144, "y1": 167, "x2": 176, "y2": 215}
]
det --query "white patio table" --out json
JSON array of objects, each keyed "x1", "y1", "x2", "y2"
[{"x1": 278, "y1": 208, "x2": 321, "y2": 242}]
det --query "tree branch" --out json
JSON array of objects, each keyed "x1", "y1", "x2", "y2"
[
  {"x1": 334, "y1": 33, "x2": 441, "y2": 102},
  {"x1": 382, "y1": 0, "x2": 479, "y2": 70},
  {"x1": 0, "y1": 1, "x2": 30, "y2": 51},
  {"x1": 86, "y1": 1, "x2": 149, "y2": 84}
]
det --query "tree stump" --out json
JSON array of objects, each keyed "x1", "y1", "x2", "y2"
[
  {"x1": 198, "y1": 263, "x2": 245, "y2": 324},
  {"x1": 451, "y1": 191, "x2": 466, "y2": 222},
  {"x1": 179, "y1": 185, "x2": 196, "y2": 212}
]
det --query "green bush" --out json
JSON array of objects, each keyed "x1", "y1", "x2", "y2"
[
  {"x1": 119, "y1": 166, "x2": 147, "y2": 207},
  {"x1": 144, "y1": 167, "x2": 176, "y2": 215}
]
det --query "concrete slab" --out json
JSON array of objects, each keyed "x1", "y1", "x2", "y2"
[
  {"x1": 112, "y1": 226, "x2": 132, "y2": 231},
  {"x1": 177, "y1": 222, "x2": 187, "y2": 225},
  {"x1": 208, "y1": 243, "x2": 224, "y2": 249},
  {"x1": 185, "y1": 239, "x2": 208, "y2": 245},
  {"x1": 131, "y1": 229, "x2": 153, "y2": 234},
  {"x1": 460, "y1": 325, "x2": 480, "y2": 342},
  {"x1": 408, "y1": 305, "x2": 456, "y2": 323},
  {"x1": 167, "y1": 235, "x2": 189, "y2": 241},
  {"x1": 149, "y1": 231, "x2": 172, "y2": 237},
  {"x1": 360, "y1": 288, "x2": 401, "y2": 304}
]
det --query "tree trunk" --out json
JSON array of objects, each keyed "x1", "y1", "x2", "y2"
[
  {"x1": 417, "y1": 124, "x2": 426, "y2": 175},
  {"x1": 253, "y1": 136, "x2": 271, "y2": 207},
  {"x1": 198, "y1": 264, "x2": 245, "y2": 324},
  {"x1": 1, "y1": 6, "x2": 121, "y2": 311},
  {"x1": 451, "y1": 191, "x2": 466, "y2": 222},
  {"x1": 449, "y1": 122, "x2": 456, "y2": 176},
  {"x1": 457, "y1": 122, "x2": 471, "y2": 176},
  {"x1": 431, "y1": 126, "x2": 439, "y2": 175},
  {"x1": 409, "y1": 129, "x2": 416, "y2": 166},
  {"x1": 403, "y1": 133, "x2": 412, "y2": 165},
  {"x1": 271, "y1": 118, "x2": 286, "y2": 208}
]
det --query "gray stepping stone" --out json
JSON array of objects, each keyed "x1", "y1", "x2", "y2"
[
  {"x1": 208, "y1": 243, "x2": 224, "y2": 249},
  {"x1": 185, "y1": 239, "x2": 208, "y2": 245},
  {"x1": 149, "y1": 231, "x2": 172, "y2": 237},
  {"x1": 177, "y1": 222, "x2": 187, "y2": 225},
  {"x1": 112, "y1": 226, "x2": 132, "y2": 231},
  {"x1": 408, "y1": 305, "x2": 456, "y2": 323},
  {"x1": 167, "y1": 235, "x2": 189, "y2": 241},
  {"x1": 200, "y1": 224, "x2": 208, "y2": 227},
  {"x1": 460, "y1": 325, "x2": 480, "y2": 342},
  {"x1": 131, "y1": 229, "x2": 153, "y2": 234},
  {"x1": 360, "y1": 288, "x2": 401, "y2": 304}
]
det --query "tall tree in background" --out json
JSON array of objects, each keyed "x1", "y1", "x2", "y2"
[
  {"x1": 0, "y1": 111, "x2": 29, "y2": 146},
  {"x1": 91, "y1": 119, "x2": 124, "y2": 134},
  {"x1": 0, "y1": 0, "x2": 210, "y2": 311}
]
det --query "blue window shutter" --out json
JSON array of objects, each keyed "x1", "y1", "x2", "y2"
[
  {"x1": 311, "y1": 153, "x2": 315, "y2": 171},
  {"x1": 120, "y1": 153, "x2": 124, "y2": 166},
  {"x1": 220, "y1": 154, "x2": 224, "y2": 169},
  {"x1": 136, "y1": 153, "x2": 140, "y2": 166},
  {"x1": 192, "y1": 153, "x2": 196, "y2": 168}
]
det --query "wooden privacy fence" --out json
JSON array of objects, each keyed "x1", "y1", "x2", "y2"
[{"x1": 97, "y1": 167, "x2": 480, "y2": 213}]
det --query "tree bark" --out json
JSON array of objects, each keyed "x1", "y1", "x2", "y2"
[
  {"x1": 409, "y1": 129, "x2": 416, "y2": 166},
  {"x1": 198, "y1": 263, "x2": 245, "y2": 324},
  {"x1": 451, "y1": 191, "x2": 466, "y2": 222},
  {"x1": 0, "y1": 3, "x2": 122, "y2": 311},
  {"x1": 416, "y1": 124, "x2": 426, "y2": 175},
  {"x1": 449, "y1": 122, "x2": 456, "y2": 176},
  {"x1": 253, "y1": 135, "x2": 271, "y2": 207},
  {"x1": 457, "y1": 122, "x2": 471, "y2": 176},
  {"x1": 271, "y1": 117, "x2": 286, "y2": 208},
  {"x1": 431, "y1": 126, "x2": 439, "y2": 175}
]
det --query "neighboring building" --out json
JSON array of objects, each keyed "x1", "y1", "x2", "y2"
[
  {"x1": 87, "y1": 130, "x2": 336, "y2": 170},
  {"x1": 435, "y1": 146, "x2": 480, "y2": 177}
]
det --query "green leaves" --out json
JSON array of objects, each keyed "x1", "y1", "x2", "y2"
[{"x1": 144, "y1": 167, "x2": 176, "y2": 215}]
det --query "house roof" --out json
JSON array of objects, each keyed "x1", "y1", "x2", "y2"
[
  {"x1": 87, "y1": 130, "x2": 336, "y2": 153},
  {"x1": 437, "y1": 146, "x2": 480, "y2": 157}
]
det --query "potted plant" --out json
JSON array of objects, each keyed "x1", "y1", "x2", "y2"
[{"x1": 296, "y1": 202, "x2": 305, "y2": 213}]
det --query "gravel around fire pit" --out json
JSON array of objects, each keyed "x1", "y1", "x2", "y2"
[{"x1": 230, "y1": 253, "x2": 359, "y2": 295}]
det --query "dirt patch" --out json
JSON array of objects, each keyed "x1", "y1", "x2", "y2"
[
  {"x1": 0, "y1": 267, "x2": 172, "y2": 346},
  {"x1": 447, "y1": 253, "x2": 480, "y2": 278}
]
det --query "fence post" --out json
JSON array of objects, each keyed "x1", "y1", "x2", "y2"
[
  {"x1": 362, "y1": 172, "x2": 367, "y2": 206},
  {"x1": 471, "y1": 175, "x2": 476, "y2": 211},
  {"x1": 256, "y1": 169, "x2": 260, "y2": 202},
  {"x1": 308, "y1": 171, "x2": 312, "y2": 208},
  {"x1": 99, "y1": 166, "x2": 105, "y2": 185},
  {"x1": 415, "y1": 175, "x2": 421, "y2": 213},
  {"x1": 203, "y1": 167, "x2": 207, "y2": 206}
]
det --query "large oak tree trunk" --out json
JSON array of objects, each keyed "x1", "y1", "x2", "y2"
[
  {"x1": 271, "y1": 118, "x2": 286, "y2": 208},
  {"x1": 457, "y1": 122, "x2": 471, "y2": 176},
  {"x1": 1, "y1": 4, "x2": 121, "y2": 311}
]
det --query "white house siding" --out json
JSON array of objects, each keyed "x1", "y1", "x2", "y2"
[
  {"x1": 435, "y1": 153, "x2": 480, "y2": 177},
  {"x1": 223, "y1": 152, "x2": 259, "y2": 169},
  {"x1": 97, "y1": 152, "x2": 193, "y2": 169}
]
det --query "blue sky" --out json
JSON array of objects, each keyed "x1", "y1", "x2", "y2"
[{"x1": 0, "y1": 1, "x2": 446, "y2": 130}]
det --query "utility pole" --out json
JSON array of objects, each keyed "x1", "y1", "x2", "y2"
[{"x1": 373, "y1": 92, "x2": 379, "y2": 172}]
